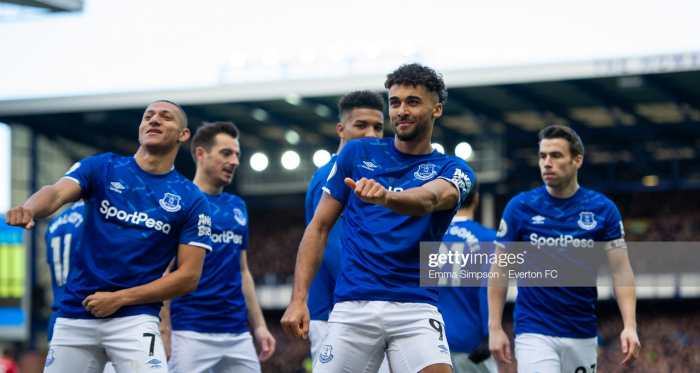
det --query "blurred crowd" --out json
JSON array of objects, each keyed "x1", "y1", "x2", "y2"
[
  {"x1": 620, "y1": 190, "x2": 700, "y2": 242},
  {"x1": 596, "y1": 303, "x2": 700, "y2": 373},
  {"x1": 246, "y1": 208, "x2": 306, "y2": 284}
]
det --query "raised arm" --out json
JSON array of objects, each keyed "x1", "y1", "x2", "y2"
[
  {"x1": 82, "y1": 244, "x2": 206, "y2": 318},
  {"x1": 607, "y1": 247, "x2": 640, "y2": 367},
  {"x1": 6, "y1": 178, "x2": 81, "y2": 230},
  {"x1": 345, "y1": 177, "x2": 460, "y2": 216},
  {"x1": 488, "y1": 245, "x2": 513, "y2": 365},
  {"x1": 241, "y1": 250, "x2": 276, "y2": 361},
  {"x1": 280, "y1": 192, "x2": 344, "y2": 339}
]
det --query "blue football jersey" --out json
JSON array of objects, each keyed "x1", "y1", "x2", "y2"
[
  {"x1": 496, "y1": 186, "x2": 625, "y2": 338},
  {"x1": 438, "y1": 217, "x2": 496, "y2": 353},
  {"x1": 58, "y1": 153, "x2": 212, "y2": 319},
  {"x1": 323, "y1": 138, "x2": 474, "y2": 306},
  {"x1": 45, "y1": 201, "x2": 85, "y2": 340},
  {"x1": 171, "y1": 192, "x2": 249, "y2": 333},
  {"x1": 305, "y1": 154, "x2": 344, "y2": 321}
]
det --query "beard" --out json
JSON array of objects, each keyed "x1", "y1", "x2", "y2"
[{"x1": 392, "y1": 118, "x2": 429, "y2": 142}]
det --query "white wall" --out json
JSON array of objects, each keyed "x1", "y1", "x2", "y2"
[{"x1": 1, "y1": 0, "x2": 700, "y2": 101}]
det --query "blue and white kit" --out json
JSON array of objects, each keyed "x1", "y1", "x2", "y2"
[
  {"x1": 322, "y1": 138, "x2": 474, "y2": 306},
  {"x1": 315, "y1": 138, "x2": 474, "y2": 372},
  {"x1": 305, "y1": 153, "x2": 343, "y2": 322},
  {"x1": 170, "y1": 192, "x2": 249, "y2": 333},
  {"x1": 45, "y1": 201, "x2": 85, "y2": 341},
  {"x1": 496, "y1": 185, "x2": 626, "y2": 338},
  {"x1": 59, "y1": 153, "x2": 212, "y2": 320}
]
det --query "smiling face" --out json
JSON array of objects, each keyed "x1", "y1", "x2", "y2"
[
  {"x1": 539, "y1": 138, "x2": 582, "y2": 189},
  {"x1": 138, "y1": 101, "x2": 189, "y2": 150},
  {"x1": 388, "y1": 84, "x2": 442, "y2": 143},
  {"x1": 339, "y1": 108, "x2": 384, "y2": 142},
  {"x1": 197, "y1": 133, "x2": 240, "y2": 188}
]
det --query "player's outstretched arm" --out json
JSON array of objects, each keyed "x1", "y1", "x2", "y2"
[
  {"x1": 344, "y1": 177, "x2": 459, "y2": 216},
  {"x1": 488, "y1": 245, "x2": 512, "y2": 365},
  {"x1": 5, "y1": 178, "x2": 81, "y2": 230},
  {"x1": 281, "y1": 193, "x2": 343, "y2": 339},
  {"x1": 241, "y1": 250, "x2": 276, "y2": 362},
  {"x1": 82, "y1": 244, "x2": 206, "y2": 317},
  {"x1": 607, "y1": 248, "x2": 640, "y2": 367}
]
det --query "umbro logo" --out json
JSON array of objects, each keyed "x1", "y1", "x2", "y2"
[
  {"x1": 110, "y1": 182, "x2": 125, "y2": 193},
  {"x1": 147, "y1": 359, "x2": 161, "y2": 365},
  {"x1": 361, "y1": 161, "x2": 378, "y2": 171},
  {"x1": 532, "y1": 215, "x2": 546, "y2": 224}
]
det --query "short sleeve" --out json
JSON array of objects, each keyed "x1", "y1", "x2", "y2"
[
  {"x1": 495, "y1": 198, "x2": 521, "y2": 249},
  {"x1": 241, "y1": 203, "x2": 249, "y2": 251},
  {"x1": 179, "y1": 191, "x2": 213, "y2": 252},
  {"x1": 436, "y1": 159, "x2": 475, "y2": 205},
  {"x1": 62, "y1": 154, "x2": 105, "y2": 200},
  {"x1": 305, "y1": 170, "x2": 324, "y2": 226},
  {"x1": 322, "y1": 141, "x2": 357, "y2": 206},
  {"x1": 478, "y1": 286, "x2": 489, "y2": 336},
  {"x1": 44, "y1": 222, "x2": 52, "y2": 265},
  {"x1": 602, "y1": 201, "x2": 627, "y2": 250}
]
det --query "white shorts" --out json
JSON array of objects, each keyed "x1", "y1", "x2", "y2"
[
  {"x1": 515, "y1": 333, "x2": 597, "y2": 373},
  {"x1": 308, "y1": 319, "x2": 328, "y2": 372},
  {"x1": 102, "y1": 362, "x2": 116, "y2": 373},
  {"x1": 168, "y1": 330, "x2": 260, "y2": 373},
  {"x1": 450, "y1": 352, "x2": 498, "y2": 373},
  {"x1": 45, "y1": 315, "x2": 167, "y2": 373},
  {"x1": 314, "y1": 301, "x2": 452, "y2": 373},
  {"x1": 310, "y1": 319, "x2": 391, "y2": 373}
]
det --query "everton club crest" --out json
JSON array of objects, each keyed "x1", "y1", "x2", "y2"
[
  {"x1": 414, "y1": 164, "x2": 437, "y2": 181},
  {"x1": 578, "y1": 211, "x2": 597, "y2": 230},
  {"x1": 233, "y1": 208, "x2": 247, "y2": 226},
  {"x1": 319, "y1": 345, "x2": 334, "y2": 363},
  {"x1": 159, "y1": 193, "x2": 182, "y2": 212}
]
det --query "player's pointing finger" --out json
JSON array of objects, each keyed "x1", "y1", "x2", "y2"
[{"x1": 344, "y1": 178, "x2": 356, "y2": 190}]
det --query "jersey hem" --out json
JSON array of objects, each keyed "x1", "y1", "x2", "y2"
[
  {"x1": 171, "y1": 325, "x2": 249, "y2": 334},
  {"x1": 333, "y1": 296, "x2": 438, "y2": 307},
  {"x1": 515, "y1": 328, "x2": 597, "y2": 339},
  {"x1": 437, "y1": 175, "x2": 463, "y2": 200},
  {"x1": 186, "y1": 241, "x2": 213, "y2": 252},
  {"x1": 56, "y1": 309, "x2": 159, "y2": 320},
  {"x1": 61, "y1": 176, "x2": 81, "y2": 186}
]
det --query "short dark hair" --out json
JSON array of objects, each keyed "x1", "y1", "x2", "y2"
[
  {"x1": 538, "y1": 125, "x2": 584, "y2": 158},
  {"x1": 462, "y1": 179, "x2": 479, "y2": 209},
  {"x1": 338, "y1": 90, "x2": 385, "y2": 122},
  {"x1": 190, "y1": 121, "x2": 239, "y2": 163},
  {"x1": 384, "y1": 63, "x2": 447, "y2": 104},
  {"x1": 151, "y1": 100, "x2": 188, "y2": 128}
]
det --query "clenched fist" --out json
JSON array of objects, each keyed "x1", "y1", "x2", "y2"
[{"x1": 5, "y1": 206, "x2": 35, "y2": 230}]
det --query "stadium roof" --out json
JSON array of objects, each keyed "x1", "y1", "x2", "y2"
[{"x1": 2, "y1": 69, "x2": 700, "y2": 199}]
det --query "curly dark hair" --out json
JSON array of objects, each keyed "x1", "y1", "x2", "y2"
[
  {"x1": 384, "y1": 63, "x2": 447, "y2": 104},
  {"x1": 337, "y1": 90, "x2": 385, "y2": 121},
  {"x1": 190, "y1": 121, "x2": 239, "y2": 163}
]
